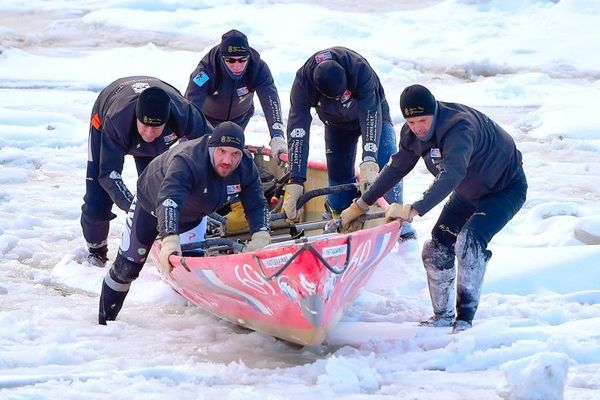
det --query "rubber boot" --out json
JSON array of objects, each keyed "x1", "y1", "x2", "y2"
[
  {"x1": 452, "y1": 230, "x2": 492, "y2": 333},
  {"x1": 98, "y1": 266, "x2": 131, "y2": 325},
  {"x1": 419, "y1": 239, "x2": 457, "y2": 327},
  {"x1": 87, "y1": 243, "x2": 108, "y2": 268},
  {"x1": 98, "y1": 278, "x2": 129, "y2": 325}
]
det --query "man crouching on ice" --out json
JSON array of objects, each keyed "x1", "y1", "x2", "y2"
[
  {"x1": 98, "y1": 121, "x2": 270, "y2": 325},
  {"x1": 340, "y1": 85, "x2": 527, "y2": 333}
]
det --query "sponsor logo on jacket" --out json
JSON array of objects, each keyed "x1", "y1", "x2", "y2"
[
  {"x1": 290, "y1": 128, "x2": 306, "y2": 139},
  {"x1": 193, "y1": 71, "x2": 209, "y2": 87},
  {"x1": 315, "y1": 51, "x2": 333, "y2": 63},
  {"x1": 227, "y1": 184, "x2": 241, "y2": 194}
]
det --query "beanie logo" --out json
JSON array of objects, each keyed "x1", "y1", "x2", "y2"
[
  {"x1": 315, "y1": 51, "x2": 333, "y2": 63},
  {"x1": 404, "y1": 106, "x2": 426, "y2": 117},
  {"x1": 220, "y1": 135, "x2": 242, "y2": 146},
  {"x1": 142, "y1": 115, "x2": 164, "y2": 126},
  {"x1": 228, "y1": 45, "x2": 247, "y2": 54}
]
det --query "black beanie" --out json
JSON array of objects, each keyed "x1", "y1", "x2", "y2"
[
  {"x1": 220, "y1": 29, "x2": 250, "y2": 57},
  {"x1": 313, "y1": 60, "x2": 347, "y2": 98},
  {"x1": 208, "y1": 121, "x2": 245, "y2": 150},
  {"x1": 400, "y1": 84, "x2": 436, "y2": 118},
  {"x1": 135, "y1": 87, "x2": 170, "y2": 126}
]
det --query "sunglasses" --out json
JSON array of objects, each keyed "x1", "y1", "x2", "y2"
[{"x1": 224, "y1": 57, "x2": 249, "y2": 64}]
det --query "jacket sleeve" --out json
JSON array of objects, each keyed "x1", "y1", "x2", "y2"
[
  {"x1": 155, "y1": 155, "x2": 196, "y2": 237},
  {"x1": 97, "y1": 118, "x2": 135, "y2": 211},
  {"x1": 184, "y1": 61, "x2": 212, "y2": 111},
  {"x1": 254, "y1": 61, "x2": 284, "y2": 138},
  {"x1": 239, "y1": 160, "x2": 269, "y2": 233},
  {"x1": 286, "y1": 76, "x2": 313, "y2": 183},
  {"x1": 412, "y1": 125, "x2": 474, "y2": 215},
  {"x1": 356, "y1": 66, "x2": 382, "y2": 163},
  {"x1": 362, "y1": 146, "x2": 419, "y2": 205}
]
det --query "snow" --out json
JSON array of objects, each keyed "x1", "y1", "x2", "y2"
[{"x1": 1, "y1": 0, "x2": 599, "y2": 399}]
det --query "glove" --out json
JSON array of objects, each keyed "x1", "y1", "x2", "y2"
[
  {"x1": 384, "y1": 203, "x2": 416, "y2": 224},
  {"x1": 224, "y1": 201, "x2": 248, "y2": 234},
  {"x1": 159, "y1": 234, "x2": 181, "y2": 274},
  {"x1": 282, "y1": 183, "x2": 304, "y2": 222},
  {"x1": 245, "y1": 230, "x2": 271, "y2": 252},
  {"x1": 358, "y1": 161, "x2": 379, "y2": 194},
  {"x1": 269, "y1": 135, "x2": 287, "y2": 162},
  {"x1": 340, "y1": 198, "x2": 369, "y2": 233}
]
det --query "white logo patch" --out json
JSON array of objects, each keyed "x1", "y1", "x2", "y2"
[
  {"x1": 109, "y1": 171, "x2": 122, "y2": 180},
  {"x1": 162, "y1": 199, "x2": 178, "y2": 208},
  {"x1": 290, "y1": 128, "x2": 306, "y2": 139},
  {"x1": 131, "y1": 82, "x2": 150, "y2": 93},
  {"x1": 364, "y1": 143, "x2": 378, "y2": 153}
]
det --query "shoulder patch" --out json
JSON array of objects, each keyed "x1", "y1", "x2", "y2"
[
  {"x1": 314, "y1": 51, "x2": 333, "y2": 63},
  {"x1": 193, "y1": 71, "x2": 210, "y2": 87}
]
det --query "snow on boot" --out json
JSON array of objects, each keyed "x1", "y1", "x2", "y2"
[
  {"x1": 87, "y1": 244, "x2": 108, "y2": 268},
  {"x1": 421, "y1": 239, "x2": 456, "y2": 326},
  {"x1": 419, "y1": 314, "x2": 455, "y2": 327},
  {"x1": 451, "y1": 319, "x2": 472, "y2": 334},
  {"x1": 454, "y1": 230, "x2": 491, "y2": 325}
]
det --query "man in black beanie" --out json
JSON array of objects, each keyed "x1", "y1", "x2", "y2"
[
  {"x1": 81, "y1": 76, "x2": 212, "y2": 268},
  {"x1": 98, "y1": 121, "x2": 270, "y2": 325},
  {"x1": 340, "y1": 84, "x2": 528, "y2": 333},
  {"x1": 185, "y1": 29, "x2": 286, "y2": 161},
  {"x1": 283, "y1": 47, "x2": 414, "y2": 240}
]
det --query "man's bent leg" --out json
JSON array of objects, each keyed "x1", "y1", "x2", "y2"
[
  {"x1": 324, "y1": 126, "x2": 359, "y2": 215},
  {"x1": 98, "y1": 197, "x2": 157, "y2": 324}
]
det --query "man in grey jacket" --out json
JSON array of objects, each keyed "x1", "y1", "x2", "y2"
[{"x1": 340, "y1": 84, "x2": 527, "y2": 333}]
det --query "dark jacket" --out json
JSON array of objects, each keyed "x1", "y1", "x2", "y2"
[
  {"x1": 286, "y1": 46, "x2": 391, "y2": 183},
  {"x1": 184, "y1": 34, "x2": 284, "y2": 137},
  {"x1": 136, "y1": 135, "x2": 269, "y2": 237},
  {"x1": 363, "y1": 101, "x2": 523, "y2": 215},
  {"x1": 91, "y1": 76, "x2": 211, "y2": 211}
]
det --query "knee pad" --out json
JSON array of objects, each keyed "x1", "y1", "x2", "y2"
[
  {"x1": 110, "y1": 255, "x2": 144, "y2": 284},
  {"x1": 422, "y1": 239, "x2": 455, "y2": 271}
]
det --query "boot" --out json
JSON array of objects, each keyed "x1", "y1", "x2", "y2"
[
  {"x1": 419, "y1": 239, "x2": 456, "y2": 327},
  {"x1": 454, "y1": 230, "x2": 492, "y2": 327},
  {"x1": 451, "y1": 320, "x2": 472, "y2": 334},
  {"x1": 87, "y1": 243, "x2": 108, "y2": 268},
  {"x1": 98, "y1": 268, "x2": 131, "y2": 325}
]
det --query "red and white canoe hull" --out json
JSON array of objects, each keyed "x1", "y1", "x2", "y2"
[{"x1": 150, "y1": 220, "x2": 400, "y2": 346}]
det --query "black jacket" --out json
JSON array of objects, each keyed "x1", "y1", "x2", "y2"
[
  {"x1": 286, "y1": 47, "x2": 391, "y2": 183},
  {"x1": 184, "y1": 35, "x2": 284, "y2": 137},
  {"x1": 137, "y1": 135, "x2": 269, "y2": 237},
  {"x1": 91, "y1": 76, "x2": 211, "y2": 211},
  {"x1": 363, "y1": 101, "x2": 523, "y2": 215}
]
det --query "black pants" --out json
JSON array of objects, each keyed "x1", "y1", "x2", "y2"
[{"x1": 431, "y1": 167, "x2": 528, "y2": 251}]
